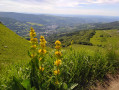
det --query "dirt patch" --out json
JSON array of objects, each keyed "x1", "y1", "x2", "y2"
[{"x1": 92, "y1": 73, "x2": 119, "y2": 90}]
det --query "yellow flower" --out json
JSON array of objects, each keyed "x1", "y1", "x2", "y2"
[
  {"x1": 30, "y1": 32, "x2": 36, "y2": 37},
  {"x1": 30, "y1": 27, "x2": 34, "y2": 32},
  {"x1": 55, "y1": 51, "x2": 62, "y2": 57},
  {"x1": 40, "y1": 36, "x2": 44, "y2": 39},
  {"x1": 54, "y1": 69, "x2": 60, "y2": 75},
  {"x1": 31, "y1": 54, "x2": 34, "y2": 58},
  {"x1": 39, "y1": 66, "x2": 44, "y2": 72},
  {"x1": 40, "y1": 42, "x2": 46, "y2": 47},
  {"x1": 54, "y1": 59, "x2": 61, "y2": 66},
  {"x1": 55, "y1": 40, "x2": 61, "y2": 45},
  {"x1": 38, "y1": 49, "x2": 46, "y2": 54},
  {"x1": 31, "y1": 45, "x2": 37, "y2": 49},
  {"x1": 40, "y1": 39, "x2": 46, "y2": 43},
  {"x1": 30, "y1": 27, "x2": 36, "y2": 37},
  {"x1": 55, "y1": 46, "x2": 61, "y2": 50},
  {"x1": 30, "y1": 38, "x2": 38, "y2": 43}
]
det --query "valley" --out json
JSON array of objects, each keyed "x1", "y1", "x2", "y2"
[{"x1": 0, "y1": 12, "x2": 119, "y2": 90}]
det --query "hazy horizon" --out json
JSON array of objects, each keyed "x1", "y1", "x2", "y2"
[{"x1": 1, "y1": 11, "x2": 119, "y2": 18}]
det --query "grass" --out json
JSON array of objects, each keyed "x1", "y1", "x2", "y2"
[
  {"x1": 0, "y1": 26, "x2": 119, "y2": 89},
  {"x1": 1, "y1": 44, "x2": 118, "y2": 89},
  {"x1": 90, "y1": 30, "x2": 119, "y2": 48},
  {"x1": 0, "y1": 23, "x2": 31, "y2": 71},
  {"x1": 27, "y1": 22, "x2": 44, "y2": 26}
]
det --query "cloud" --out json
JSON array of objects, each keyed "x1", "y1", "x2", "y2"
[
  {"x1": 87, "y1": 0, "x2": 119, "y2": 4},
  {"x1": 0, "y1": 0, "x2": 119, "y2": 16},
  {"x1": 1, "y1": 0, "x2": 119, "y2": 9}
]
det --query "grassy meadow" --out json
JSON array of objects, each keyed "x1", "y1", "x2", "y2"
[{"x1": 0, "y1": 24, "x2": 119, "y2": 90}]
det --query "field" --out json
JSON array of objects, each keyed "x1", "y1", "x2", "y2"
[{"x1": 0, "y1": 24, "x2": 119, "y2": 89}]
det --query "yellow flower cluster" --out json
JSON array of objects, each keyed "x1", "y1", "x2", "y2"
[
  {"x1": 30, "y1": 27, "x2": 37, "y2": 58},
  {"x1": 55, "y1": 51, "x2": 62, "y2": 57},
  {"x1": 38, "y1": 49, "x2": 46, "y2": 55},
  {"x1": 30, "y1": 38, "x2": 38, "y2": 44},
  {"x1": 54, "y1": 40, "x2": 62, "y2": 84},
  {"x1": 31, "y1": 45, "x2": 37, "y2": 49},
  {"x1": 38, "y1": 36, "x2": 47, "y2": 72},
  {"x1": 54, "y1": 59, "x2": 61, "y2": 66},
  {"x1": 39, "y1": 66, "x2": 44, "y2": 72},
  {"x1": 54, "y1": 69, "x2": 60, "y2": 75},
  {"x1": 30, "y1": 27, "x2": 38, "y2": 44},
  {"x1": 38, "y1": 36, "x2": 47, "y2": 55},
  {"x1": 55, "y1": 40, "x2": 61, "y2": 50},
  {"x1": 30, "y1": 27, "x2": 36, "y2": 38}
]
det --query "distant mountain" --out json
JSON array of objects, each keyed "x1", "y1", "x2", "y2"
[
  {"x1": 0, "y1": 12, "x2": 119, "y2": 37},
  {"x1": 55, "y1": 21, "x2": 119, "y2": 34},
  {"x1": 0, "y1": 12, "x2": 119, "y2": 25},
  {"x1": 0, "y1": 17, "x2": 30, "y2": 36},
  {"x1": 92, "y1": 21, "x2": 119, "y2": 30}
]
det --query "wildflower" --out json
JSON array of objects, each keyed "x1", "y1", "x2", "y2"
[
  {"x1": 30, "y1": 32, "x2": 36, "y2": 37},
  {"x1": 30, "y1": 27, "x2": 36, "y2": 37},
  {"x1": 30, "y1": 38, "x2": 38, "y2": 44},
  {"x1": 54, "y1": 59, "x2": 61, "y2": 66},
  {"x1": 30, "y1": 27, "x2": 34, "y2": 31},
  {"x1": 55, "y1": 46, "x2": 61, "y2": 50},
  {"x1": 55, "y1": 51, "x2": 62, "y2": 57},
  {"x1": 55, "y1": 40, "x2": 61, "y2": 45},
  {"x1": 54, "y1": 40, "x2": 62, "y2": 84},
  {"x1": 54, "y1": 69, "x2": 60, "y2": 75},
  {"x1": 38, "y1": 49, "x2": 46, "y2": 54},
  {"x1": 31, "y1": 45, "x2": 37, "y2": 49},
  {"x1": 31, "y1": 54, "x2": 34, "y2": 58},
  {"x1": 39, "y1": 66, "x2": 44, "y2": 72},
  {"x1": 40, "y1": 36, "x2": 44, "y2": 39},
  {"x1": 40, "y1": 39, "x2": 46, "y2": 43},
  {"x1": 40, "y1": 42, "x2": 46, "y2": 47}
]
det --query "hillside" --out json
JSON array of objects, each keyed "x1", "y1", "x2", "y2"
[
  {"x1": 92, "y1": 21, "x2": 119, "y2": 30},
  {"x1": 0, "y1": 17, "x2": 45, "y2": 36},
  {"x1": 0, "y1": 22, "x2": 30, "y2": 69},
  {"x1": 0, "y1": 23, "x2": 119, "y2": 89},
  {"x1": 90, "y1": 30, "x2": 119, "y2": 48},
  {"x1": 0, "y1": 12, "x2": 119, "y2": 38},
  {"x1": 47, "y1": 29, "x2": 119, "y2": 49},
  {"x1": 47, "y1": 30, "x2": 96, "y2": 47}
]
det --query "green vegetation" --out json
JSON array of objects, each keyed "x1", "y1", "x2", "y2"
[
  {"x1": 90, "y1": 30, "x2": 119, "y2": 48},
  {"x1": 27, "y1": 22, "x2": 44, "y2": 26},
  {"x1": 0, "y1": 21, "x2": 119, "y2": 90},
  {"x1": 47, "y1": 30, "x2": 96, "y2": 47},
  {"x1": 1, "y1": 12, "x2": 119, "y2": 38},
  {"x1": 0, "y1": 22, "x2": 30, "y2": 70},
  {"x1": 0, "y1": 26, "x2": 119, "y2": 90}
]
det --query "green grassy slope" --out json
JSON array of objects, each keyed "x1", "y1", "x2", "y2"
[
  {"x1": 0, "y1": 22, "x2": 30, "y2": 69},
  {"x1": 47, "y1": 30, "x2": 96, "y2": 47},
  {"x1": 90, "y1": 30, "x2": 119, "y2": 48}
]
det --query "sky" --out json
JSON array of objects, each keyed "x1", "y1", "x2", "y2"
[{"x1": 0, "y1": 0, "x2": 119, "y2": 16}]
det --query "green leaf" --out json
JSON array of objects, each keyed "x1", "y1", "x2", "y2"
[
  {"x1": 21, "y1": 79, "x2": 31, "y2": 89},
  {"x1": 28, "y1": 50, "x2": 31, "y2": 57},
  {"x1": 68, "y1": 83, "x2": 78, "y2": 90},
  {"x1": 13, "y1": 76, "x2": 25, "y2": 90},
  {"x1": 63, "y1": 83, "x2": 68, "y2": 89}
]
